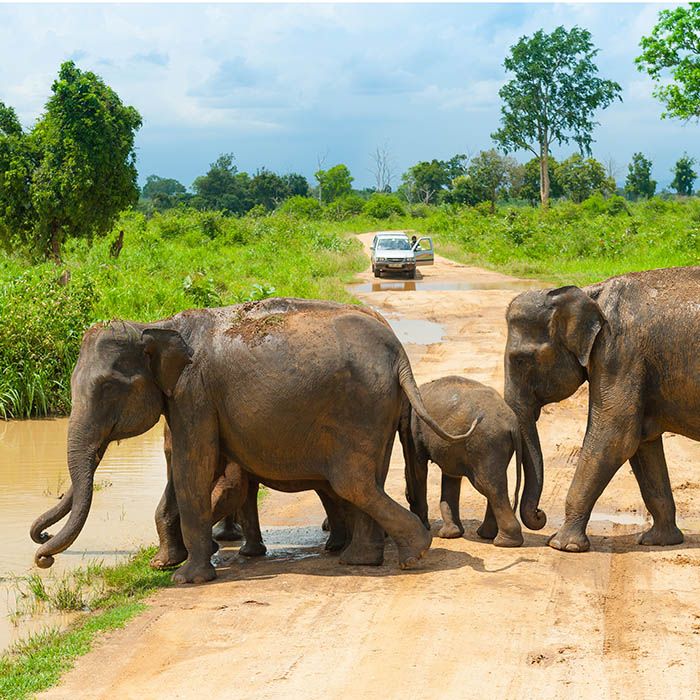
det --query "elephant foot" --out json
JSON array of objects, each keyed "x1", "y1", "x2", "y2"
[
  {"x1": 339, "y1": 541, "x2": 384, "y2": 566},
  {"x1": 437, "y1": 522, "x2": 464, "y2": 539},
  {"x1": 398, "y1": 528, "x2": 432, "y2": 570},
  {"x1": 321, "y1": 517, "x2": 330, "y2": 532},
  {"x1": 325, "y1": 531, "x2": 348, "y2": 552},
  {"x1": 638, "y1": 524, "x2": 684, "y2": 547},
  {"x1": 150, "y1": 544, "x2": 188, "y2": 569},
  {"x1": 212, "y1": 520, "x2": 243, "y2": 542},
  {"x1": 494, "y1": 530, "x2": 524, "y2": 548},
  {"x1": 476, "y1": 521, "x2": 498, "y2": 540},
  {"x1": 172, "y1": 560, "x2": 216, "y2": 584},
  {"x1": 239, "y1": 540, "x2": 267, "y2": 557},
  {"x1": 548, "y1": 525, "x2": 591, "y2": 553}
]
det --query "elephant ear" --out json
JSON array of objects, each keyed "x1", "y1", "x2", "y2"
[
  {"x1": 141, "y1": 328, "x2": 193, "y2": 397},
  {"x1": 547, "y1": 286, "x2": 606, "y2": 368}
]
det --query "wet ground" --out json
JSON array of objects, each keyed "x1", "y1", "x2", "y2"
[{"x1": 5, "y1": 233, "x2": 700, "y2": 699}]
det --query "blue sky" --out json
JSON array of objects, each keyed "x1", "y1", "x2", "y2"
[{"x1": 0, "y1": 3, "x2": 695, "y2": 190}]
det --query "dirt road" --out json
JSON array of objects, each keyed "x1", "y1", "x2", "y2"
[{"x1": 42, "y1": 234, "x2": 700, "y2": 699}]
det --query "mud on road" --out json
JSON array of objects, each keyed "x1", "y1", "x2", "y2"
[{"x1": 42, "y1": 234, "x2": 700, "y2": 699}]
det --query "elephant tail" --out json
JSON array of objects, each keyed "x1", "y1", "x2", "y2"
[
  {"x1": 511, "y1": 427, "x2": 523, "y2": 514},
  {"x1": 397, "y1": 351, "x2": 482, "y2": 443}
]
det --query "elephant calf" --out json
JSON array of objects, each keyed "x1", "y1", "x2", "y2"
[{"x1": 403, "y1": 376, "x2": 523, "y2": 547}]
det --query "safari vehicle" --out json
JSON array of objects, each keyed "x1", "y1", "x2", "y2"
[{"x1": 370, "y1": 231, "x2": 434, "y2": 278}]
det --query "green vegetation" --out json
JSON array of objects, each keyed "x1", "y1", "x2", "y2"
[
  {"x1": 637, "y1": 3, "x2": 700, "y2": 122},
  {"x1": 1, "y1": 548, "x2": 172, "y2": 700},
  {"x1": 492, "y1": 26, "x2": 621, "y2": 207},
  {"x1": 0, "y1": 61, "x2": 141, "y2": 261},
  {"x1": 0, "y1": 211, "x2": 365, "y2": 418}
]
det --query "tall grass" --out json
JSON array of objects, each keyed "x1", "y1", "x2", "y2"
[{"x1": 0, "y1": 211, "x2": 366, "y2": 418}]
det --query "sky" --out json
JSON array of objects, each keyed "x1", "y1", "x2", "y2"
[{"x1": 0, "y1": 2, "x2": 695, "y2": 190}]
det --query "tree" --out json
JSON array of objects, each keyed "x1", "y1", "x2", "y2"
[
  {"x1": 512, "y1": 156, "x2": 563, "y2": 205},
  {"x1": 314, "y1": 164, "x2": 353, "y2": 203},
  {"x1": 281, "y1": 173, "x2": 309, "y2": 198},
  {"x1": 464, "y1": 149, "x2": 518, "y2": 212},
  {"x1": 671, "y1": 153, "x2": 698, "y2": 196},
  {"x1": 492, "y1": 26, "x2": 621, "y2": 208},
  {"x1": 369, "y1": 142, "x2": 395, "y2": 193},
  {"x1": 555, "y1": 153, "x2": 615, "y2": 203},
  {"x1": 142, "y1": 175, "x2": 186, "y2": 199},
  {"x1": 0, "y1": 61, "x2": 142, "y2": 260},
  {"x1": 636, "y1": 4, "x2": 700, "y2": 122},
  {"x1": 192, "y1": 153, "x2": 251, "y2": 214},
  {"x1": 625, "y1": 152, "x2": 657, "y2": 200},
  {"x1": 249, "y1": 168, "x2": 288, "y2": 210},
  {"x1": 401, "y1": 160, "x2": 451, "y2": 204}
]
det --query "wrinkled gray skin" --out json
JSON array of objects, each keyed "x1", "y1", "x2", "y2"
[
  {"x1": 31, "y1": 298, "x2": 478, "y2": 583},
  {"x1": 504, "y1": 267, "x2": 700, "y2": 552},
  {"x1": 154, "y1": 424, "x2": 351, "y2": 566},
  {"x1": 403, "y1": 376, "x2": 523, "y2": 547}
]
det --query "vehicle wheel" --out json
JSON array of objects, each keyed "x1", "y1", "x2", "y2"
[
  {"x1": 374, "y1": 268, "x2": 381, "y2": 278},
  {"x1": 407, "y1": 269, "x2": 416, "y2": 279}
]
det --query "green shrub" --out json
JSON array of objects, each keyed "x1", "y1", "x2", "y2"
[
  {"x1": 278, "y1": 196, "x2": 323, "y2": 219},
  {"x1": 323, "y1": 194, "x2": 365, "y2": 221},
  {"x1": 363, "y1": 193, "x2": 405, "y2": 219},
  {"x1": 0, "y1": 268, "x2": 97, "y2": 417}
]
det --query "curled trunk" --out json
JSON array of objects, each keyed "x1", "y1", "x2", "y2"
[
  {"x1": 34, "y1": 421, "x2": 100, "y2": 568},
  {"x1": 30, "y1": 486, "x2": 74, "y2": 543}
]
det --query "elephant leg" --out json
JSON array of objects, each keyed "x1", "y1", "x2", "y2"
[
  {"x1": 169, "y1": 417, "x2": 218, "y2": 584},
  {"x1": 549, "y1": 424, "x2": 639, "y2": 553},
  {"x1": 317, "y1": 489, "x2": 349, "y2": 552},
  {"x1": 333, "y1": 440, "x2": 431, "y2": 570},
  {"x1": 151, "y1": 427, "x2": 187, "y2": 569},
  {"x1": 472, "y1": 461, "x2": 523, "y2": 547},
  {"x1": 404, "y1": 442, "x2": 430, "y2": 529},
  {"x1": 630, "y1": 438, "x2": 683, "y2": 546},
  {"x1": 238, "y1": 481, "x2": 267, "y2": 557},
  {"x1": 438, "y1": 474, "x2": 464, "y2": 539}
]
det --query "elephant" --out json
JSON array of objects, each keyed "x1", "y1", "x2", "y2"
[
  {"x1": 503, "y1": 266, "x2": 700, "y2": 553},
  {"x1": 151, "y1": 425, "x2": 351, "y2": 569},
  {"x1": 403, "y1": 376, "x2": 523, "y2": 547},
  {"x1": 31, "y1": 297, "x2": 479, "y2": 583}
]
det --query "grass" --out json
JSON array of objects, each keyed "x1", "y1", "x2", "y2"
[{"x1": 1, "y1": 547, "x2": 172, "y2": 700}]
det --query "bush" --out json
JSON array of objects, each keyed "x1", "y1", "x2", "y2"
[
  {"x1": 581, "y1": 193, "x2": 630, "y2": 216},
  {"x1": 0, "y1": 268, "x2": 97, "y2": 417},
  {"x1": 323, "y1": 194, "x2": 365, "y2": 221},
  {"x1": 278, "y1": 196, "x2": 323, "y2": 219},
  {"x1": 363, "y1": 194, "x2": 405, "y2": 219}
]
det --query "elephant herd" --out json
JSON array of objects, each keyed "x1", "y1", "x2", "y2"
[{"x1": 30, "y1": 266, "x2": 700, "y2": 583}]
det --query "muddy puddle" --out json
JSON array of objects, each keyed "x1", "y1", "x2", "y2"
[
  {"x1": 0, "y1": 418, "x2": 167, "y2": 652},
  {"x1": 385, "y1": 318, "x2": 445, "y2": 345},
  {"x1": 350, "y1": 278, "x2": 542, "y2": 294}
]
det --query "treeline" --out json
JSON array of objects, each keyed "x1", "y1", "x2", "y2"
[{"x1": 139, "y1": 147, "x2": 699, "y2": 219}]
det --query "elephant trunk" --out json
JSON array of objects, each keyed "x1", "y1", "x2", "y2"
[
  {"x1": 34, "y1": 419, "x2": 101, "y2": 568},
  {"x1": 30, "y1": 486, "x2": 74, "y2": 543},
  {"x1": 505, "y1": 383, "x2": 546, "y2": 531}
]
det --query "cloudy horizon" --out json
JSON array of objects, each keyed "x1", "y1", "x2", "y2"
[{"x1": 0, "y1": 2, "x2": 695, "y2": 191}]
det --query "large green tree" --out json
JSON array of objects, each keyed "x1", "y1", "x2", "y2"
[
  {"x1": 636, "y1": 4, "x2": 700, "y2": 122},
  {"x1": 0, "y1": 61, "x2": 142, "y2": 260},
  {"x1": 464, "y1": 149, "x2": 518, "y2": 212},
  {"x1": 142, "y1": 175, "x2": 186, "y2": 199},
  {"x1": 492, "y1": 26, "x2": 621, "y2": 208},
  {"x1": 314, "y1": 164, "x2": 353, "y2": 203},
  {"x1": 671, "y1": 153, "x2": 697, "y2": 196},
  {"x1": 625, "y1": 152, "x2": 657, "y2": 200},
  {"x1": 555, "y1": 153, "x2": 615, "y2": 203},
  {"x1": 192, "y1": 153, "x2": 251, "y2": 214},
  {"x1": 401, "y1": 160, "x2": 451, "y2": 204}
]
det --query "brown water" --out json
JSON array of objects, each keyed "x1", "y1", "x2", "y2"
[{"x1": 0, "y1": 418, "x2": 167, "y2": 652}]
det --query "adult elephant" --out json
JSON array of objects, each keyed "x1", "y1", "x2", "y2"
[
  {"x1": 504, "y1": 266, "x2": 700, "y2": 553},
  {"x1": 31, "y1": 298, "x2": 478, "y2": 582}
]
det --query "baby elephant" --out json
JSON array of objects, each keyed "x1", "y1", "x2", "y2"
[{"x1": 403, "y1": 376, "x2": 523, "y2": 547}]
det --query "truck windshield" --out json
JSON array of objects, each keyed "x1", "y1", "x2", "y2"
[{"x1": 376, "y1": 238, "x2": 411, "y2": 251}]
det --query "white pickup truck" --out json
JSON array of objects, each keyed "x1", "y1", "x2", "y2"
[{"x1": 370, "y1": 231, "x2": 434, "y2": 279}]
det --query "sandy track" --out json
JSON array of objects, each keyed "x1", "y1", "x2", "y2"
[{"x1": 42, "y1": 234, "x2": 700, "y2": 699}]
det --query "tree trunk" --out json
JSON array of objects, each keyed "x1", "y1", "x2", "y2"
[{"x1": 539, "y1": 143, "x2": 550, "y2": 209}]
